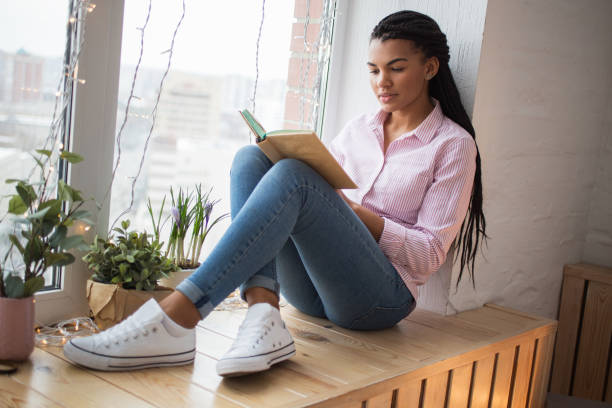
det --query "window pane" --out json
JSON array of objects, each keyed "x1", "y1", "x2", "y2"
[
  {"x1": 109, "y1": 1, "x2": 293, "y2": 263},
  {"x1": 0, "y1": 1, "x2": 70, "y2": 287}
]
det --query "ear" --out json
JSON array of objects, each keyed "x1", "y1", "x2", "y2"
[{"x1": 424, "y1": 56, "x2": 440, "y2": 80}]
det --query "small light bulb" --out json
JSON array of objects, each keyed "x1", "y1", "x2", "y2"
[
  {"x1": 69, "y1": 16, "x2": 77, "y2": 23},
  {"x1": 85, "y1": 226, "x2": 91, "y2": 231}
]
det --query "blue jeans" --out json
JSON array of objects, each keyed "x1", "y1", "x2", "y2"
[{"x1": 176, "y1": 145, "x2": 415, "y2": 330}]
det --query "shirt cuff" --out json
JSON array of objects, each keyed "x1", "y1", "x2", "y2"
[{"x1": 378, "y1": 217, "x2": 405, "y2": 260}]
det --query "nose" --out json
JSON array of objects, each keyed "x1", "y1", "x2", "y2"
[{"x1": 377, "y1": 70, "x2": 392, "y2": 88}]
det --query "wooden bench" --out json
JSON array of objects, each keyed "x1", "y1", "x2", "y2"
[
  {"x1": 2, "y1": 303, "x2": 556, "y2": 408},
  {"x1": 550, "y1": 263, "x2": 612, "y2": 403}
]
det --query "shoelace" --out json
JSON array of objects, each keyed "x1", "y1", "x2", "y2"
[
  {"x1": 230, "y1": 320, "x2": 275, "y2": 351},
  {"x1": 100, "y1": 316, "x2": 154, "y2": 348}
]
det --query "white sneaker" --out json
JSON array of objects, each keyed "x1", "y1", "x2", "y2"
[
  {"x1": 216, "y1": 303, "x2": 295, "y2": 377},
  {"x1": 63, "y1": 299, "x2": 196, "y2": 371}
]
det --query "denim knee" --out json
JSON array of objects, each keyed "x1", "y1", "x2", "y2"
[{"x1": 230, "y1": 144, "x2": 270, "y2": 175}]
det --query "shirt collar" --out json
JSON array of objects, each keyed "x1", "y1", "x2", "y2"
[{"x1": 368, "y1": 98, "x2": 444, "y2": 145}]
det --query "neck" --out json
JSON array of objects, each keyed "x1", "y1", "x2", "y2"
[{"x1": 386, "y1": 94, "x2": 434, "y2": 134}]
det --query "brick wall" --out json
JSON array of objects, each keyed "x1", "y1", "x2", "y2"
[{"x1": 283, "y1": 0, "x2": 324, "y2": 130}]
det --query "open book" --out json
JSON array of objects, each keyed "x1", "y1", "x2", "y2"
[{"x1": 239, "y1": 109, "x2": 358, "y2": 189}]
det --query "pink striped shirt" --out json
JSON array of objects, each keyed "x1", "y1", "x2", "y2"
[{"x1": 328, "y1": 99, "x2": 477, "y2": 300}]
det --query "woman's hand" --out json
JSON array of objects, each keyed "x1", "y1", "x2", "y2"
[
  {"x1": 335, "y1": 190, "x2": 384, "y2": 241},
  {"x1": 335, "y1": 189, "x2": 357, "y2": 210}
]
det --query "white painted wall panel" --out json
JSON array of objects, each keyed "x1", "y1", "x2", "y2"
[
  {"x1": 448, "y1": 0, "x2": 612, "y2": 318},
  {"x1": 323, "y1": 0, "x2": 487, "y2": 144}
]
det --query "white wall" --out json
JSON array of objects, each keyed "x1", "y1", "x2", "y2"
[
  {"x1": 323, "y1": 0, "x2": 487, "y2": 144},
  {"x1": 583, "y1": 88, "x2": 612, "y2": 267},
  {"x1": 448, "y1": 0, "x2": 612, "y2": 318},
  {"x1": 322, "y1": 0, "x2": 488, "y2": 314}
]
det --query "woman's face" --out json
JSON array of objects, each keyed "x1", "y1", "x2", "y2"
[{"x1": 367, "y1": 38, "x2": 437, "y2": 113}]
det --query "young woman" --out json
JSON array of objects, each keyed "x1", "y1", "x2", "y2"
[{"x1": 64, "y1": 10, "x2": 486, "y2": 377}]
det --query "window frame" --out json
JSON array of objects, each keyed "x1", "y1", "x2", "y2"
[
  {"x1": 34, "y1": 0, "x2": 125, "y2": 325},
  {"x1": 34, "y1": 0, "x2": 343, "y2": 324}
]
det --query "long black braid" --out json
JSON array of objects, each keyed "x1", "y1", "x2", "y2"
[{"x1": 371, "y1": 10, "x2": 488, "y2": 287}]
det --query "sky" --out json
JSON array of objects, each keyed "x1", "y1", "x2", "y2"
[{"x1": 0, "y1": 0, "x2": 294, "y2": 79}]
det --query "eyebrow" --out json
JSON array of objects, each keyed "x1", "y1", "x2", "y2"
[{"x1": 366, "y1": 58, "x2": 409, "y2": 67}]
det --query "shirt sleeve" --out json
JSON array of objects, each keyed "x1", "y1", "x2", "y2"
[
  {"x1": 377, "y1": 137, "x2": 477, "y2": 285},
  {"x1": 326, "y1": 124, "x2": 349, "y2": 168}
]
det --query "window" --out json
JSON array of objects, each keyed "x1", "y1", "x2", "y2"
[
  {"x1": 109, "y1": 0, "x2": 294, "y2": 258},
  {"x1": 0, "y1": 0, "x2": 72, "y2": 290}
]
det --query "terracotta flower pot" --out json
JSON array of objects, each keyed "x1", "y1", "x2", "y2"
[
  {"x1": 86, "y1": 280, "x2": 173, "y2": 330},
  {"x1": 0, "y1": 296, "x2": 35, "y2": 361},
  {"x1": 158, "y1": 267, "x2": 197, "y2": 289}
]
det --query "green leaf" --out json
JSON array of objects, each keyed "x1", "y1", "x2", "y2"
[
  {"x1": 5, "y1": 276, "x2": 25, "y2": 298},
  {"x1": 27, "y1": 205, "x2": 52, "y2": 221},
  {"x1": 35, "y1": 149, "x2": 52, "y2": 157},
  {"x1": 44, "y1": 252, "x2": 75, "y2": 267},
  {"x1": 8, "y1": 195, "x2": 27, "y2": 214},
  {"x1": 9, "y1": 234, "x2": 25, "y2": 254},
  {"x1": 24, "y1": 237, "x2": 44, "y2": 265},
  {"x1": 29, "y1": 152, "x2": 45, "y2": 169},
  {"x1": 39, "y1": 199, "x2": 62, "y2": 221},
  {"x1": 49, "y1": 225, "x2": 68, "y2": 248},
  {"x1": 60, "y1": 235, "x2": 87, "y2": 250},
  {"x1": 23, "y1": 276, "x2": 45, "y2": 297},
  {"x1": 60, "y1": 151, "x2": 84, "y2": 164},
  {"x1": 16, "y1": 182, "x2": 37, "y2": 207},
  {"x1": 71, "y1": 210, "x2": 91, "y2": 219},
  {"x1": 5, "y1": 178, "x2": 23, "y2": 184},
  {"x1": 126, "y1": 255, "x2": 135, "y2": 263},
  {"x1": 121, "y1": 219, "x2": 130, "y2": 230}
]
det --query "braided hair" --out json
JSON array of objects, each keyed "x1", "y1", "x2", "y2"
[{"x1": 371, "y1": 10, "x2": 488, "y2": 287}]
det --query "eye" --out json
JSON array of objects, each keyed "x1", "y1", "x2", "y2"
[
  {"x1": 369, "y1": 69, "x2": 379, "y2": 74},
  {"x1": 391, "y1": 67, "x2": 404, "y2": 72}
]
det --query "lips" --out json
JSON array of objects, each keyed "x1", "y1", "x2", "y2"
[{"x1": 378, "y1": 93, "x2": 397, "y2": 103}]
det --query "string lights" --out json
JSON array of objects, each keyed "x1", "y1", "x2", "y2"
[
  {"x1": 109, "y1": 0, "x2": 186, "y2": 231},
  {"x1": 35, "y1": 317, "x2": 99, "y2": 347},
  {"x1": 296, "y1": 0, "x2": 337, "y2": 130},
  {"x1": 250, "y1": 0, "x2": 267, "y2": 120}
]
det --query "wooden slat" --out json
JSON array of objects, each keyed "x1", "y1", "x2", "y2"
[
  {"x1": 422, "y1": 370, "x2": 449, "y2": 408},
  {"x1": 447, "y1": 363, "x2": 472, "y2": 408},
  {"x1": 549, "y1": 274, "x2": 585, "y2": 394},
  {"x1": 529, "y1": 334, "x2": 555, "y2": 408},
  {"x1": 0, "y1": 375, "x2": 62, "y2": 408},
  {"x1": 607, "y1": 367, "x2": 612, "y2": 403},
  {"x1": 395, "y1": 379, "x2": 422, "y2": 408},
  {"x1": 511, "y1": 340, "x2": 535, "y2": 408},
  {"x1": 44, "y1": 346, "x2": 240, "y2": 408},
  {"x1": 365, "y1": 390, "x2": 393, "y2": 407},
  {"x1": 491, "y1": 347, "x2": 516, "y2": 408},
  {"x1": 408, "y1": 308, "x2": 499, "y2": 341},
  {"x1": 471, "y1": 355, "x2": 495, "y2": 408},
  {"x1": 564, "y1": 263, "x2": 612, "y2": 285},
  {"x1": 572, "y1": 280, "x2": 612, "y2": 400},
  {"x1": 178, "y1": 349, "x2": 339, "y2": 407},
  {"x1": 11, "y1": 348, "x2": 154, "y2": 408},
  {"x1": 14, "y1": 303, "x2": 556, "y2": 408},
  {"x1": 283, "y1": 308, "x2": 433, "y2": 362}
]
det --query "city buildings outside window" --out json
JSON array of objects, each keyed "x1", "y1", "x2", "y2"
[{"x1": 0, "y1": 1, "x2": 71, "y2": 287}]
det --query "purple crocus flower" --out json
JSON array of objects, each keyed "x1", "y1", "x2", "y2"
[
  {"x1": 204, "y1": 202, "x2": 213, "y2": 229},
  {"x1": 171, "y1": 206, "x2": 180, "y2": 228}
]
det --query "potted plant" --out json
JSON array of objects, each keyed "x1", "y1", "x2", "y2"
[
  {"x1": 1, "y1": 149, "x2": 91, "y2": 361},
  {"x1": 82, "y1": 219, "x2": 178, "y2": 330},
  {"x1": 148, "y1": 184, "x2": 228, "y2": 288}
]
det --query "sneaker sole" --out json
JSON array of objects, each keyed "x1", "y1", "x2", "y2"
[
  {"x1": 216, "y1": 342, "x2": 296, "y2": 377},
  {"x1": 64, "y1": 341, "x2": 196, "y2": 371}
]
